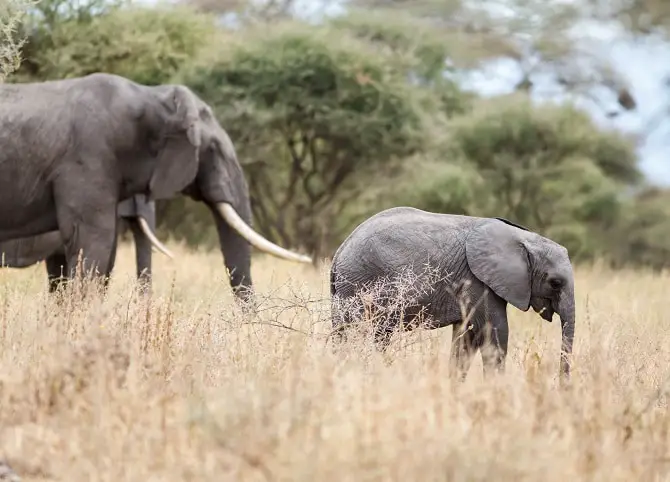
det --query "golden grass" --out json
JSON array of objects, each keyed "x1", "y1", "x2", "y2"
[{"x1": 0, "y1": 243, "x2": 669, "y2": 481}]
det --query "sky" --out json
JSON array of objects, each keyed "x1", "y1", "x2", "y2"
[{"x1": 149, "y1": 0, "x2": 670, "y2": 186}]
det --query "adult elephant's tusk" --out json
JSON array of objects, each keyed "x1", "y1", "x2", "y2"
[
  {"x1": 137, "y1": 217, "x2": 175, "y2": 259},
  {"x1": 215, "y1": 202, "x2": 312, "y2": 264}
]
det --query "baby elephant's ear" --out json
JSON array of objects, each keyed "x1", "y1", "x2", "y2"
[{"x1": 465, "y1": 219, "x2": 532, "y2": 311}]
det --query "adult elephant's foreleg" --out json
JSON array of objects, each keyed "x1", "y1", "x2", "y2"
[
  {"x1": 55, "y1": 186, "x2": 118, "y2": 291},
  {"x1": 61, "y1": 226, "x2": 117, "y2": 288},
  {"x1": 209, "y1": 206, "x2": 253, "y2": 303}
]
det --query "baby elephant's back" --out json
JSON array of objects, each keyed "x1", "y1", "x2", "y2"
[{"x1": 332, "y1": 207, "x2": 475, "y2": 297}]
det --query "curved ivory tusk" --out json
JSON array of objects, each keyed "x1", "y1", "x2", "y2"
[
  {"x1": 216, "y1": 202, "x2": 312, "y2": 264},
  {"x1": 137, "y1": 217, "x2": 175, "y2": 260}
]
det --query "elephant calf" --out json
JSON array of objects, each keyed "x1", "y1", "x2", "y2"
[{"x1": 330, "y1": 207, "x2": 576, "y2": 383}]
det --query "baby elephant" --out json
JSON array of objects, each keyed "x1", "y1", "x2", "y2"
[{"x1": 330, "y1": 207, "x2": 575, "y2": 383}]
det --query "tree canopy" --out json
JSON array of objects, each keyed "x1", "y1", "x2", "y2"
[
  {"x1": 179, "y1": 20, "x2": 448, "y2": 257},
  {"x1": 5, "y1": 0, "x2": 669, "y2": 269},
  {"x1": 400, "y1": 94, "x2": 640, "y2": 261},
  {"x1": 14, "y1": 1, "x2": 218, "y2": 83},
  {"x1": 0, "y1": 0, "x2": 32, "y2": 81}
]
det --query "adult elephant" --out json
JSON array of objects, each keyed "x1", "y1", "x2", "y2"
[
  {"x1": 0, "y1": 73, "x2": 311, "y2": 301},
  {"x1": 0, "y1": 194, "x2": 172, "y2": 292},
  {"x1": 330, "y1": 207, "x2": 576, "y2": 384}
]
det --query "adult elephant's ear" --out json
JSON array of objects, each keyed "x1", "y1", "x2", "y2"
[
  {"x1": 149, "y1": 86, "x2": 201, "y2": 200},
  {"x1": 465, "y1": 219, "x2": 532, "y2": 311}
]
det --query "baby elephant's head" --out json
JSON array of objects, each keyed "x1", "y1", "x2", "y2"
[{"x1": 466, "y1": 218, "x2": 575, "y2": 381}]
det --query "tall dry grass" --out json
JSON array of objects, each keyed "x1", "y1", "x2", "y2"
[{"x1": 0, "y1": 242, "x2": 669, "y2": 481}]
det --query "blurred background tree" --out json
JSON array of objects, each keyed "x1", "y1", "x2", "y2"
[
  {"x1": 0, "y1": 0, "x2": 33, "y2": 81},
  {"x1": 177, "y1": 18, "x2": 469, "y2": 258},
  {"x1": 5, "y1": 0, "x2": 669, "y2": 268},
  {"x1": 398, "y1": 93, "x2": 640, "y2": 262},
  {"x1": 13, "y1": 0, "x2": 219, "y2": 83}
]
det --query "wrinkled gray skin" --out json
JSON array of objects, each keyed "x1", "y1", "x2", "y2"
[
  {"x1": 0, "y1": 194, "x2": 157, "y2": 293},
  {"x1": 330, "y1": 207, "x2": 576, "y2": 384},
  {"x1": 0, "y1": 73, "x2": 305, "y2": 301}
]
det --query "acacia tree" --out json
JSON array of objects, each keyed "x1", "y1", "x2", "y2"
[
  {"x1": 0, "y1": 0, "x2": 32, "y2": 81},
  {"x1": 13, "y1": 1, "x2": 218, "y2": 84},
  {"x1": 178, "y1": 20, "x2": 467, "y2": 258}
]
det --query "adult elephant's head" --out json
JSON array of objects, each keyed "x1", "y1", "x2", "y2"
[
  {"x1": 136, "y1": 83, "x2": 311, "y2": 301},
  {"x1": 466, "y1": 219, "x2": 576, "y2": 384}
]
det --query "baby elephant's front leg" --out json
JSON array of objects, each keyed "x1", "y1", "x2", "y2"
[{"x1": 477, "y1": 301, "x2": 509, "y2": 377}]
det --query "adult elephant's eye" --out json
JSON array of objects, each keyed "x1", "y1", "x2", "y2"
[{"x1": 548, "y1": 277, "x2": 563, "y2": 290}]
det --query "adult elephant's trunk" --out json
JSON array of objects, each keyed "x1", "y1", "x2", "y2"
[
  {"x1": 210, "y1": 203, "x2": 253, "y2": 301},
  {"x1": 558, "y1": 286, "x2": 575, "y2": 385},
  {"x1": 209, "y1": 202, "x2": 311, "y2": 302}
]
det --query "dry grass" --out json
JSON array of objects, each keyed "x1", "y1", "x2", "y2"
[{"x1": 0, "y1": 242, "x2": 669, "y2": 481}]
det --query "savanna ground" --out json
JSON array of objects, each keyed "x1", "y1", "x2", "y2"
[{"x1": 0, "y1": 242, "x2": 669, "y2": 481}]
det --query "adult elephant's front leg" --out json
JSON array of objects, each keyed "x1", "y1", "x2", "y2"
[
  {"x1": 55, "y1": 185, "x2": 118, "y2": 289},
  {"x1": 46, "y1": 234, "x2": 117, "y2": 293}
]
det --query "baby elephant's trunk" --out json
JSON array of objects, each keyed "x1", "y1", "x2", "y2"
[{"x1": 558, "y1": 287, "x2": 575, "y2": 385}]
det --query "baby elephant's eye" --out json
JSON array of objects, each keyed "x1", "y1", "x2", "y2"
[{"x1": 548, "y1": 278, "x2": 564, "y2": 290}]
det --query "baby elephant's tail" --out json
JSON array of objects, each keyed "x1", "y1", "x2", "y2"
[
  {"x1": 328, "y1": 261, "x2": 348, "y2": 345},
  {"x1": 330, "y1": 262, "x2": 337, "y2": 297}
]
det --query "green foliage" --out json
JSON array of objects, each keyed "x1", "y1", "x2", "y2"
[
  {"x1": 28, "y1": 0, "x2": 125, "y2": 28},
  {"x1": 609, "y1": 188, "x2": 670, "y2": 270},
  {"x1": 187, "y1": 23, "x2": 426, "y2": 151},
  {"x1": 330, "y1": 9, "x2": 450, "y2": 80},
  {"x1": 329, "y1": 9, "x2": 473, "y2": 117},
  {"x1": 0, "y1": 0, "x2": 33, "y2": 81},
  {"x1": 401, "y1": 94, "x2": 641, "y2": 262},
  {"x1": 452, "y1": 95, "x2": 639, "y2": 184},
  {"x1": 15, "y1": 3, "x2": 218, "y2": 84},
  {"x1": 177, "y1": 20, "x2": 458, "y2": 257}
]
